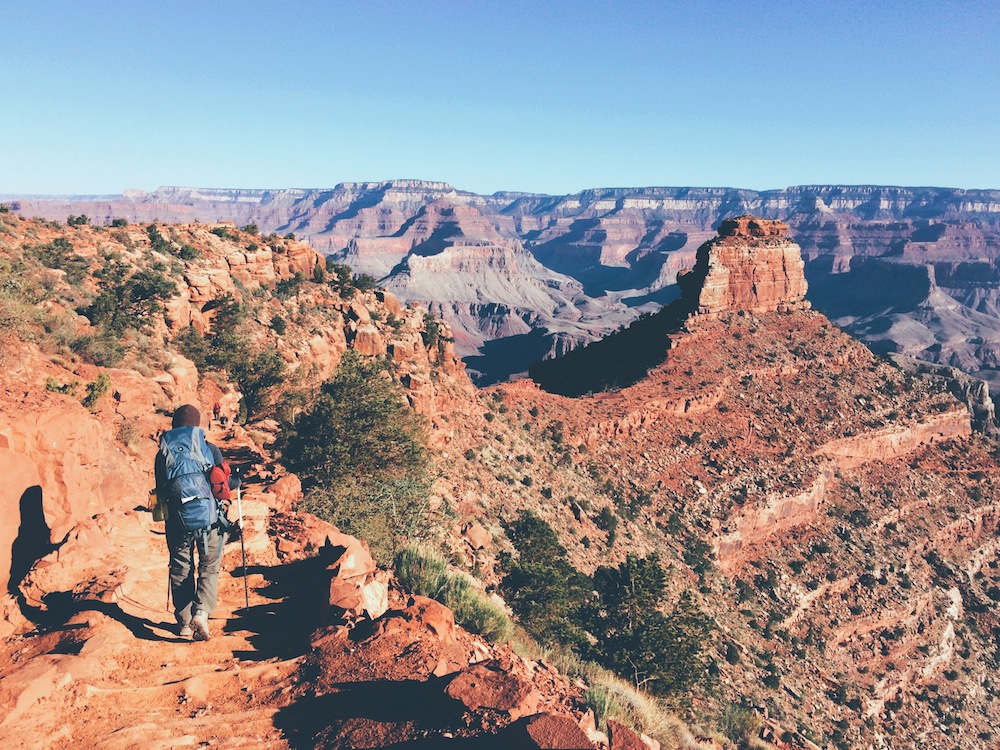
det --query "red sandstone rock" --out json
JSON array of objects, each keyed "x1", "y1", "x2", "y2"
[
  {"x1": 497, "y1": 712, "x2": 596, "y2": 749},
  {"x1": 717, "y1": 215, "x2": 789, "y2": 238},
  {"x1": 445, "y1": 659, "x2": 541, "y2": 720},
  {"x1": 678, "y1": 215, "x2": 808, "y2": 315},
  {"x1": 268, "y1": 473, "x2": 302, "y2": 510},
  {"x1": 463, "y1": 520, "x2": 491, "y2": 549},
  {"x1": 608, "y1": 720, "x2": 648, "y2": 750}
]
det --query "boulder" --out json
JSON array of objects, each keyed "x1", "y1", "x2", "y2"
[
  {"x1": 609, "y1": 720, "x2": 650, "y2": 750},
  {"x1": 497, "y1": 712, "x2": 596, "y2": 749},
  {"x1": 445, "y1": 659, "x2": 540, "y2": 720},
  {"x1": 463, "y1": 521, "x2": 491, "y2": 550}
]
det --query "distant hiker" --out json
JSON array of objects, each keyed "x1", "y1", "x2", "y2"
[
  {"x1": 155, "y1": 404, "x2": 238, "y2": 641},
  {"x1": 212, "y1": 401, "x2": 221, "y2": 428}
]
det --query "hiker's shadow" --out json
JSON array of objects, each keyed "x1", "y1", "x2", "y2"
[
  {"x1": 225, "y1": 554, "x2": 332, "y2": 661},
  {"x1": 16, "y1": 590, "x2": 185, "y2": 643}
]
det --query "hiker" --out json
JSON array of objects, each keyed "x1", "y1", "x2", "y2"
[
  {"x1": 155, "y1": 404, "x2": 238, "y2": 641},
  {"x1": 211, "y1": 401, "x2": 221, "y2": 428}
]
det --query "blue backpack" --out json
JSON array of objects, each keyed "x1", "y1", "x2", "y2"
[{"x1": 159, "y1": 425, "x2": 218, "y2": 532}]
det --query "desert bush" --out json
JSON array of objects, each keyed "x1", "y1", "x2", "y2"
[
  {"x1": 210, "y1": 226, "x2": 235, "y2": 240},
  {"x1": 720, "y1": 704, "x2": 764, "y2": 749},
  {"x1": 325, "y1": 259, "x2": 361, "y2": 298},
  {"x1": 583, "y1": 672, "x2": 700, "y2": 748},
  {"x1": 71, "y1": 330, "x2": 126, "y2": 367},
  {"x1": 395, "y1": 544, "x2": 514, "y2": 642},
  {"x1": 280, "y1": 350, "x2": 427, "y2": 488},
  {"x1": 286, "y1": 351, "x2": 430, "y2": 560},
  {"x1": 116, "y1": 420, "x2": 143, "y2": 450},
  {"x1": 84, "y1": 258, "x2": 178, "y2": 334},
  {"x1": 30, "y1": 238, "x2": 90, "y2": 286},
  {"x1": 501, "y1": 510, "x2": 591, "y2": 648},
  {"x1": 303, "y1": 475, "x2": 429, "y2": 564},
  {"x1": 585, "y1": 555, "x2": 714, "y2": 698},
  {"x1": 45, "y1": 376, "x2": 79, "y2": 396},
  {"x1": 173, "y1": 296, "x2": 285, "y2": 420},
  {"x1": 82, "y1": 372, "x2": 111, "y2": 408},
  {"x1": 395, "y1": 543, "x2": 449, "y2": 596}
]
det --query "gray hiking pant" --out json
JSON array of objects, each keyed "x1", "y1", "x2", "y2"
[{"x1": 167, "y1": 525, "x2": 224, "y2": 625}]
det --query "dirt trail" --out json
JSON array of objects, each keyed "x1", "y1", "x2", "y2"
[{"x1": 0, "y1": 430, "x2": 310, "y2": 750}]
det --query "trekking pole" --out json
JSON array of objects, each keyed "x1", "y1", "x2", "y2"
[{"x1": 236, "y1": 468, "x2": 249, "y2": 611}]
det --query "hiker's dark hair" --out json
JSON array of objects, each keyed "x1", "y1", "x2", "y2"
[{"x1": 172, "y1": 404, "x2": 202, "y2": 428}]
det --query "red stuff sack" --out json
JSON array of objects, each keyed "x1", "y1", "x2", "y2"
[{"x1": 208, "y1": 462, "x2": 232, "y2": 502}]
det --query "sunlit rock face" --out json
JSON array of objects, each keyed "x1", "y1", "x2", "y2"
[{"x1": 678, "y1": 216, "x2": 808, "y2": 315}]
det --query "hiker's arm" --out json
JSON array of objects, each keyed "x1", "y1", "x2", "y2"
[{"x1": 154, "y1": 451, "x2": 166, "y2": 493}]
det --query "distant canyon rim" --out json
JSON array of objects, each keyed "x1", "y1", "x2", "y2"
[{"x1": 7, "y1": 181, "x2": 1000, "y2": 389}]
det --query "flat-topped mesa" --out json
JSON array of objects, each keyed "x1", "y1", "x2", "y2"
[{"x1": 678, "y1": 215, "x2": 809, "y2": 315}]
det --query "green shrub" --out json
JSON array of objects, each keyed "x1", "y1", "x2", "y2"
[
  {"x1": 280, "y1": 350, "x2": 427, "y2": 489},
  {"x1": 82, "y1": 372, "x2": 111, "y2": 408},
  {"x1": 325, "y1": 260, "x2": 360, "y2": 298},
  {"x1": 146, "y1": 224, "x2": 172, "y2": 254},
  {"x1": 303, "y1": 476, "x2": 429, "y2": 564},
  {"x1": 109, "y1": 218, "x2": 128, "y2": 227},
  {"x1": 587, "y1": 556, "x2": 714, "y2": 698},
  {"x1": 720, "y1": 704, "x2": 763, "y2": 749},
  {"x1": 270, "y1": 314, "x2": 287, "y2": 335},
  {"x1": 71, "y1": 331, "x2": 126, "y2": 367},
  {"x1": 275, "y1": 271, "x2": 305, "y2": 299},
  {"x1": 45, "y1": 376, "x2": 79, "y2": 396},
  {"x1": 173, "y1": 297, "x2": 285, "y2": 420},
  {"x1": 395, "y1": 545, "x2": 513, "y2": 642},
  {"x1": 30, "y1": 238, "x2": 90, "y2": 286},
  {"x1": 84, "y1": 258, "x2": 178, "y2": 334},
  {"x1": 285, "y1": 351, "x2": 430, "y2": 561},
  {"x1": 501, "y1": 511, "x2": 591, "y2": 648}
]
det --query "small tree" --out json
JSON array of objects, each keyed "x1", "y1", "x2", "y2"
[
  {"x1": 280, "y1": 350, "x2": 430, "y2": 561},
  {"x1": 587, "y1": 554, "x2": 714, "y2": 697},
  {"x1": 84, "y1": 259, "x2": 178, "y2": 333},
  {"x1": 501, "y1": 511, "x2": 591, "y2": 648}
]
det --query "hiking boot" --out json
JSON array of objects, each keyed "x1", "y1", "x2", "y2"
[
  {"x1": 191, "y1": 612, "x2": 211, "y2": 641},
  {"x1": 178, "y1": 624, "x2": 193, "y2": 639}
]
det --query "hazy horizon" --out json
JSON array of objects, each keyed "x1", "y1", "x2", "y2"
[{"x1": 4, "y1": 1, "x2": 999, "y2": 195}]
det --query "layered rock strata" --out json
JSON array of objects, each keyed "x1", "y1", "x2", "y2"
[{"x1": 677, "y1": 216, "x2": 808, "y2": 315}]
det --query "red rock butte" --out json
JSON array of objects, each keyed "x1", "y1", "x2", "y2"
[{"x1": 679, "y1": 215, "x2": 809, "y2": 315}]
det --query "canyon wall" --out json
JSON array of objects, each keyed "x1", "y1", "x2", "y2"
[{"x1": 8, "y1": 182, "x2": 1000, "y2": 389}]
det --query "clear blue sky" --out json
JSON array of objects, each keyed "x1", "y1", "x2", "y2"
[{"x1": 3, "y1": 1, "x2": 998, "y2": 195}]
